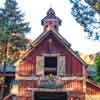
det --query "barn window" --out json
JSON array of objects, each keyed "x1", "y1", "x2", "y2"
[
  {"x1": 36, "y1": 55, "x2": 66, "y2": 76},
  {"x1": 44, "y1": 56, "x2": 57, "y2": 76},
  {"x1": 44, "y1": 57, "x2": 57, "y2": 68}
]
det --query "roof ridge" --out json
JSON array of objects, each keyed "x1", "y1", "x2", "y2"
[{"x1": 15, "y1": 29, "x2": 87, "y2": 66}]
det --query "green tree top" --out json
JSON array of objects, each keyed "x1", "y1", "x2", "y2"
[
  {"x1": 93, "y1": 55, "x2": 100, "y2": 83},
  {"x1": 0, "y1": 0, "x2": 31, "y2": 35},
  {"x1": 95, "y1": 55, "x2": 100, "y2": 65},
  {"x1": 0, "y1": 0, "x2": 31, "y2": 64}
]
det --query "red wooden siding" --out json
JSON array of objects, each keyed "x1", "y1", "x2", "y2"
[
  {"x1": 68, "y1": 91, "x2": 85, "y2": 100},
  {"x1": 16, "y1": 32, "x2": 84, "y2": 77},
  {"x1": 87, "y1": 81, "x2": 100, "y2": 94},
  {"x1": 16, "y1": 60, "x2": 35, "y2": 76},
  {"x1": 18, "y1": 81, "x2": 30, "y2": 97},
  {"x1": 65, "y1": 52, "x2": 72, "y2": 75},
  {"x1": 64, "y1": 80, "x2": 83, "y2": 91},
  {"x1": 18, "y1": 80, "x2": 36, "y2": 97},
  {"x1": 71, "y1": 56, "x2": 83, "y2": 76},
  {"x1": 17, "y1": 80, "x2": 83, "y2": 96},
  {"x1": 16, "y1": 97, "x2": 31, "y2": 100}
]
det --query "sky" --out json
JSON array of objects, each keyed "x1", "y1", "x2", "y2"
[{"x1": 0, "y1": 0, "x2": 100, "y2": 54}]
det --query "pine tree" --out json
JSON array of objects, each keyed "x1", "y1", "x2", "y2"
[
  {"x1": 0, "y1": 0, "x2": 31, "y2": 35},
  {"x1": 0, "y1": 0, "x2": 30, "y2": 64},
  {"x1": 0, "y1": 32, "x2": 28, "y2": 64},
  {"x1": 0, "y1": 0, "x2": 31, "y2": 99},
  {"x1": 0, "y1": 31, "x2": 29, "y2": 99}
]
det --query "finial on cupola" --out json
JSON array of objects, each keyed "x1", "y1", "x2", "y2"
[{"x1": 41, "y1": 8, "x2": 62, "y2": 32}]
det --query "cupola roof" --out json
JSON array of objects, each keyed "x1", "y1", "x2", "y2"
[{"x1": 41, "y1": 8, "x2": 62, "y2": 25}]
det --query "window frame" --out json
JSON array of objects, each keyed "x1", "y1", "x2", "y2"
[{"x1": 42, "y1": 53, "x2": 59, "y2": 76}]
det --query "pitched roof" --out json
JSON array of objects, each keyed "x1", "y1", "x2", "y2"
[
  {"x1": 87, "y1": 79, "x2": 100, "y2": 89},
  {"x1": 16, "y1": 29, "x2": 87, "y2": 66}
]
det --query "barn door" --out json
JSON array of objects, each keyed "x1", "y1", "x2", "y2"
[
  {"x1": 57, "y1": 56, "x2": 66, "y2": 76},
  {"x1": 36, "y1": 56, "x2": 44, "y2": 76},
  {"x1": 34, "y1": 92, "x2": 67, "y2": 100}
]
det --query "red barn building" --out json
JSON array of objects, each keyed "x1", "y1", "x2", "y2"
[{"x1": 5, "y1": 8, "x2": 100, "y2": 100}]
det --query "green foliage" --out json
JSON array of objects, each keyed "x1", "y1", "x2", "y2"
[
  {"x1": 95, "y1": 56, "x2": 100, "y2": 65},
  {"x1": 0, "y1": 32, "x2": 28, "y2": 65},
  {"x1": 69, "y1": 0, "x2": 100, "y2": 40},
  {"x1": 93, "y1": 55, "x2": 100, "y2": 83},
  {"x1": 0, "y1": 1, "x2": 30, "y2": 98},
  {"x1": 0, "y1": 0, "x2": 30, "y2": 65},
  {"x1": 0, "y1": 0, "x2": 31, "y2": 35},
  {"x1": 85, "y1": 0, "x2": 100, "y2": 11}
]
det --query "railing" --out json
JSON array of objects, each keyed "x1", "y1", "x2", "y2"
[
  {"x1": 24, "y1": 76, "x2": 83, "y2": 92},
  {"x1": 16, "y1": 74, "x2": 85, "y2": 80},
  {"x1": 37, "y1": 76, "x2": 64, "y2": 88}
]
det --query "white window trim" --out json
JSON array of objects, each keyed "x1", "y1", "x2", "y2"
[
  {"x1": 42, "y1": 53, "x2": 60, "y2": 57},
  {"x1": 36, "y1": 54, "x2": 66, "y2": 77}
]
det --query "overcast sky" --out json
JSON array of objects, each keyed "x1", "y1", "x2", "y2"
[{"x1": 0, "y1": 0, "x2": 100, "y2": 54}]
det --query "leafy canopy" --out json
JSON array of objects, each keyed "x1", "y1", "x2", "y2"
[
  {"x1": 93, "y1": 55, "x2": 100, "y2": 83},
  {"x1": 69, "y1": 0, "x2": 100, "y2": 40},
  {"x1": 0, "y1": 32, "x2": 28, "y2": 65}
]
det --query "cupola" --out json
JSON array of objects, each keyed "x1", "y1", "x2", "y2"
[{"x1": 41, "y1": 8, "x2": 62, "y2": 32}]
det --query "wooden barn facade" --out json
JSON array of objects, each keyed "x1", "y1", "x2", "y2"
[{"x1": 5, "y1": 8, "x2": 100, "y2": 100}]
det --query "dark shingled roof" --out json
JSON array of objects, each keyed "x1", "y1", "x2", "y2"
[
  {"x1": 0, "y1": 63, "x2": 15, "y2": 73},
  {"x1": 41, "y1": 8, "x2": 62, "y2": 25}
]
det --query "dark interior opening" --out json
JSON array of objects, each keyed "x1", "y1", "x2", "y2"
[
  {"x1": 44, "y1": 56, "x2": 57, "y2": 76},
  {"x1": 44, "y1": 56, "x2": 57, "y2": 68},
  {"x1": 4, "y1": 76, "x2": 14, "y2": 97},
  {"x1": 34, "y1": 92, "x2": 67, "y2": 100}
]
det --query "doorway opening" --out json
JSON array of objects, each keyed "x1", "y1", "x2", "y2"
[{"x1": 34, "y1": 92, "x2": 67, "y2": 100}]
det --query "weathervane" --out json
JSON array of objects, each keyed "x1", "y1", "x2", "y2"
[{"x1": 49, "y1": 0, "x2": 53, "y2": 8}]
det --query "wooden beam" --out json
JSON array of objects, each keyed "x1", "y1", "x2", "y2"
[
  {"x1": 0, "y1": 74, "x2": 15, "y2": 76},
  {"x1": 16, "y1": 75, "x2": 85, "y2": 81},
  {"x1": 28, "y1": 88, "x2": 74, "y2": 92}
]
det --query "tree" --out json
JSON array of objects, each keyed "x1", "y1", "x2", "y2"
[
  {"x1": 0, "y1": 0, "x2": 30, "y2": 64},
  {"x1": 0, "y1": 0, "x2": 31, "y2": 35},
  {"x1": 93, "y1": 55, "x2": 100, "y2": 83},
  {"x1": 0, "y1": 32, "x2": 28, "y2": 99},
  {"x1": 0, "y1": 0, "x2": 31, "y2": 64},
  {"x1": 85, "y1": 0, "x2": 100, "y2": 11},
  {"x1": 69, "y1": 0, "x2": 100, "y2": 40},
  {"x1": 0, "y1": 0, "x2": 31, "y2": 98},
  {"x1": 0, "y1": 32, "x2": 27, "y2": 64}
]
